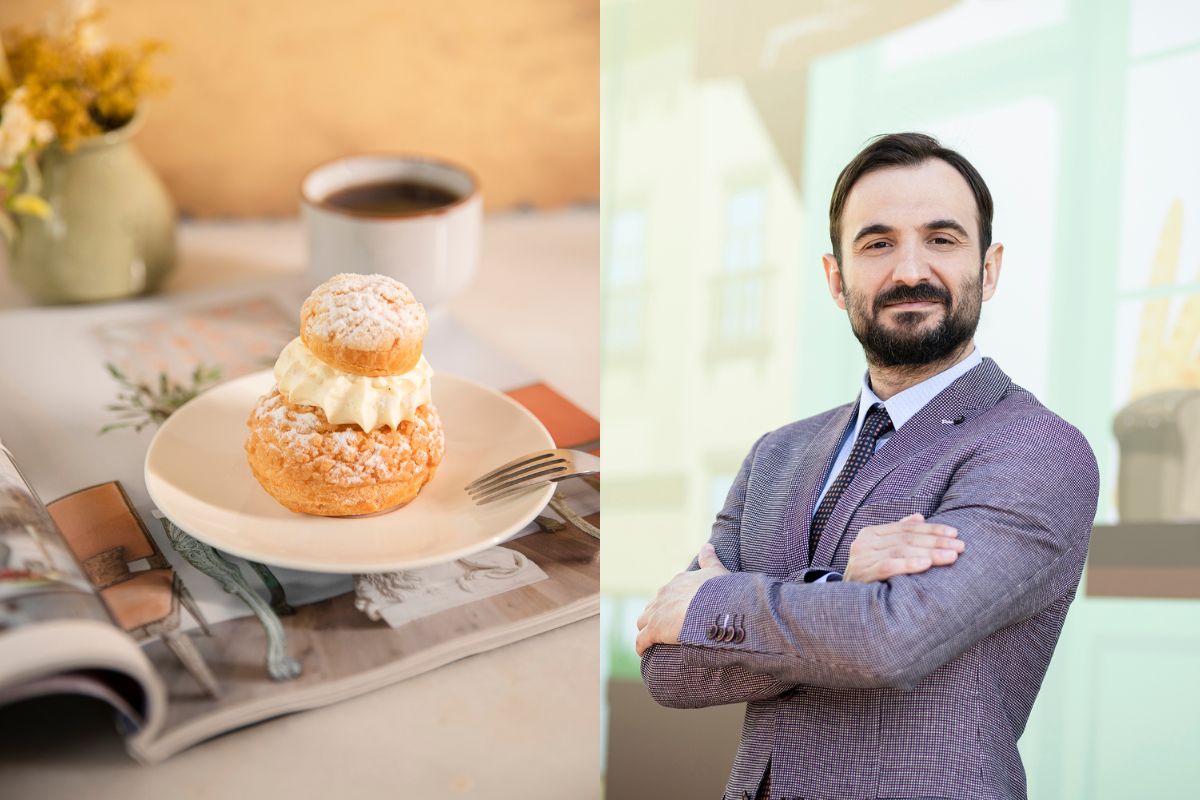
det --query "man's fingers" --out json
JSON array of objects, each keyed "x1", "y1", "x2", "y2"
[
  {"x1": 635, "y1": 628, "x2": 650, "y2": 657},
  {"x1": 930, "y1": 548, "x2": 960, "y2": 564},
  {"x1": 878, "y1": 532, "x2": 966, "y2": 551},
  {"x1": 884, "y1": 514, "x2": 956, "y2": 536},
  {"x1": 636, "y1": 607, "x2": 649, "y2": 629},
  {"x1": 877, "y1": 546, "x2": 971, "y2": 578},
  {"x1": 878, "y1": 555, "x2": 933, "y2": 579},
  {"x1": 902, "y1": 555, "x2": 933, "y2": 573},
  {"x1": 697, "y1": 542, "x2": 722, "y2": 570},
  {"x1": 848, "y1": 515, "x2": 966, "y2": 581},
  {"x1": 899, "y1": 520, "x2": 957, "y2": 537},
  {"x1": 867, "y1": 522, "x2": 958, "y2": 546},
  {"x1": 886, "y1": 545, "x2": 960, "y2": 565}
]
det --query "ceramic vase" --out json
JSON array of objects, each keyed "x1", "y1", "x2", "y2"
[{"x1": 7, "y1": 112, "x2": 176, "y2": 304}]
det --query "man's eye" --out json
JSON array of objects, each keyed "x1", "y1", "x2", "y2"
[
  {"x1": 866, "y1": 240, "x2": 891, "y2": 249},
  {"x1": 930, "y1": 236, "x2": 955, "y2": 245}
]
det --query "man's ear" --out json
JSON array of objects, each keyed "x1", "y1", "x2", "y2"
[
  {"x1": 822, "y1": 253, "x2": 847, "y2": 310},
  {"x1": 981, "y1": 242, "x2": 1003, "y2": 302}
]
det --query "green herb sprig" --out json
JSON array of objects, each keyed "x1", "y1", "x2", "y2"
[{"x1": 100, "y1": 362, "x2": 222, "y2": 434}]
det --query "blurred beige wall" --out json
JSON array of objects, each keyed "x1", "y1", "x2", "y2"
[{"x1": 1, "y1": 0, "x2": 599, "y2": 216}]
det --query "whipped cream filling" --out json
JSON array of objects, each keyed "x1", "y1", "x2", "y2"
[{"x1": 273, "y1": 337, "x2": 432, "y2": 432}]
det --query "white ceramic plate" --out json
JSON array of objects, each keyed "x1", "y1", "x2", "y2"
[{"x1": 144, "y1": 370, "x2": 554, "y2": 573}]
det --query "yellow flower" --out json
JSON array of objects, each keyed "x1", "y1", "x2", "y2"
[
  {"x1": 0, "y1": 88, "x2": 49, "y2": 168},
  {"x1": 9, "y1": 192, "x2": 51, "y2": 218},
  {"x1": 1, "y1": 5, "x2": 167, "y2": 150}
]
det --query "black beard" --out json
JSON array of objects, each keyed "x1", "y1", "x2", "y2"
[{"x1": 844, "y1": 276, "x2": 981, "y2": 368}]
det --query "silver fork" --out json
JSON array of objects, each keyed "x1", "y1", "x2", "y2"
[{"x1": 465, "y1": 449, "x2": 600, "y2": 505}]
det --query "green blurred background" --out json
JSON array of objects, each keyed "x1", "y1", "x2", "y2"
[{"x1": 601, "y1": 0, "x2": 1200, "y2": 797}]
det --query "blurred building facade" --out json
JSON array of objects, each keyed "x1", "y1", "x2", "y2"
[{"x1": 603, "y1": 0, "x2": 1200, "y2": 797}]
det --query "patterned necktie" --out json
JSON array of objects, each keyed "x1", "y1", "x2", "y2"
[{"x1": 808, "y1": 402, "x2": 894, "y2": 558}]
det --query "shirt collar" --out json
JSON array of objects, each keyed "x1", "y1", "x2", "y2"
[{"x1": 855, "y1": 346, "x2": 983, "y2": 433}]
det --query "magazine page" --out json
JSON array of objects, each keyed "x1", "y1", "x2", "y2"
[
  {"x1": 0, "y1": 620, "x2": 166, "y2": 743},
  {"x1": 0, "y1": 441, "x2": 165, "y2": 740},
  {"x1": 131, "y1": 495, "x2": 598, "y2": 764}
]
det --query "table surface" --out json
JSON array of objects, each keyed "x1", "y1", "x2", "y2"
[{"x1": 0, "y1": 208, "x2": 601, "y2": 799}]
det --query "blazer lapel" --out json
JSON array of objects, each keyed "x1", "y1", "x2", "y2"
[
  {"x1": 782, "y1": 400, "x2": 857, "y2": 573},
  {"x1": 811, "y1": 358, "x2": 1013, "y2": 568}
]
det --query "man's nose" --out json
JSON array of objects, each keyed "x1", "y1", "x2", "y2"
[{"x1": 891, "y1": 240, "x2": 932, "y2": 285}]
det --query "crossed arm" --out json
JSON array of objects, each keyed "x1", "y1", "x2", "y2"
[{"x1": 640, "y1": 416, "x2": 1098, "y2": 708}]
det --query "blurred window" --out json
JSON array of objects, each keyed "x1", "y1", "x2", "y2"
[
  {"x1": 1129, "y1": 0, "x2": 1200, "y2": 59},
  {"x1": 723, "y1": 187, "x2": 765, "y2": 273},
  {"x1": 605, "y1": 210, "x2": 647, "y2": 354},
  {"x1": 881, "y1": 0, "x2": 1068, "y2": 68},
  {"x1": 714, "y1": 187, "x2": 769, "y2": 349}
]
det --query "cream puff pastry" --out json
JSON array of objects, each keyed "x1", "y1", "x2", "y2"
[{"x1": 245, "y1": 274, "x2": 444, "y2": 516}]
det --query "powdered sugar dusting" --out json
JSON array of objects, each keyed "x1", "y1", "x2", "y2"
[
  {"x1": 255, "y1": 388, "x2": 324, "y2": 438},
  {"x1": 363, "y1": 441, "x2": 387, "y2": 471},
  {"x1": 246, "y1": 389, "x2": 444, "y2": 489},
  {"x1": 302, "y1": 273, "x2": 427, "y2": 351}
]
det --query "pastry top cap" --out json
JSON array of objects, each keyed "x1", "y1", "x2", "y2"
[{"x1": 301, "y1": 273, "x2": 427, "y2": 352}]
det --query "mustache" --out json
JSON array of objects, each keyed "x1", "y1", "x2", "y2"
[{"x1": 873, "y1": 284, "x2": 952, "y2": 314}]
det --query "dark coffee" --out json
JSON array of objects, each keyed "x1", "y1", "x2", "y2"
[{"x1": 322, "y1": 180, "x2": 459, "y2": 215}]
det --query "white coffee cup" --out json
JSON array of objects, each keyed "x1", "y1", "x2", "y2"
[{"x1": 300, "y1": 154, "x2": 482, "y2": 310}]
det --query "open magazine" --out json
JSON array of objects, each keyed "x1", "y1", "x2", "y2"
[{"x1": 0, "y1": 285, "x2": 600, "y2": 765}]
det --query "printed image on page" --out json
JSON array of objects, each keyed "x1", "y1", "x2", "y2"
[
  {"x1": 0, "y1": 443, "x2": 104, "y2": 624},
  {"x1": 0, "y1": 441, "x2": 164, "y2": 740}
]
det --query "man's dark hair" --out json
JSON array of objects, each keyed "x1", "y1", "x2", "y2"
[{"x1": 828, "y1": 132, "x2": 993, "y2": 264}]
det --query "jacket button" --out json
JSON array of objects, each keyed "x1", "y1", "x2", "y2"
[
  {"x1": 707, "y1": 624, "x2": 719, "y2": 641},
  {"x1": 733, "y1": 628, "x2": 745, "y2": 643},
  {"x1": 721, "y1": 626, "x2": 736, "y2": 642}
]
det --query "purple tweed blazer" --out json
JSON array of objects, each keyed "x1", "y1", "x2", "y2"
[{"x1": 642, "y1": 358, "x2": 1098, "y2": 800}]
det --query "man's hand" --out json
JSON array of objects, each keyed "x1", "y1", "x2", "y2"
[
  {"x1": 844, "y1": 513, "x2": 964, "y2": 582},
  {"x1": 635, "y1": 543, "x2": 730, "y2": 656}
]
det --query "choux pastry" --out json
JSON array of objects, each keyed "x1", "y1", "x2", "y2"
[
  {"x1": 246, "y1": 273, "x2": 444, "y2": 516},
  {"x1": 300, "y1": 273, "x2": 428, "y2": 377}
]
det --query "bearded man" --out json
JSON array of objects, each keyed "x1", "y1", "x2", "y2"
[{"x1": 636, "y1": 132, "x2": 1098, "y2": 800}]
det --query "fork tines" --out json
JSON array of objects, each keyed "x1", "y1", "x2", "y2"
[
  {"x1": 466, "y1": 450, "x2": 570, "y2": 504},
  {"x1": 465, "y1": 450, "x2": 562, "y2": 491}
]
